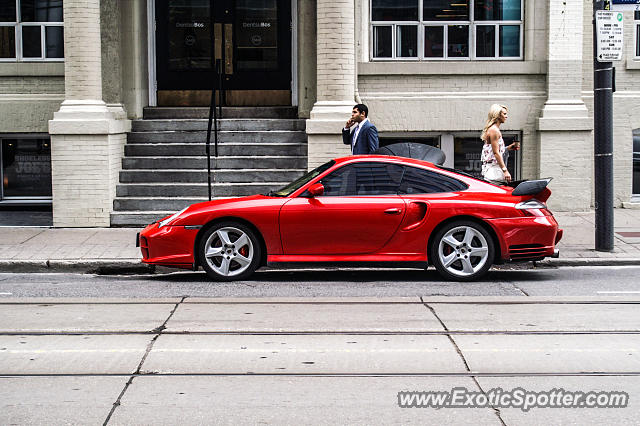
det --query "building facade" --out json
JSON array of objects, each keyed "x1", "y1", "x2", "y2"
[{"x1": 0, "y1": 0, "x2": 639, "y2": 227}]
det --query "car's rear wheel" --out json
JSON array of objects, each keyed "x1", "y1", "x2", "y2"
[
  {"x1": 430, "y1": 220, "x2": 494, "y2": 281},
  {"x1": 199, "y1": 222, "x2": 261, "y2": 281}
]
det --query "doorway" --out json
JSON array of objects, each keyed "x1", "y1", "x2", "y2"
[{"x1": 154, "y1": 0, "x2": 292, "y2": 106}]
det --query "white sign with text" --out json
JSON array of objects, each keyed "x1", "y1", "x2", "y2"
[{"x1": 596, "y1": 10, "x2": 625, "y2": 61}]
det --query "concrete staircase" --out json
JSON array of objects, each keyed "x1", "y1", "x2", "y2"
[{"x1": 111, "y1": 107, "x2": 307, "y2": 227}]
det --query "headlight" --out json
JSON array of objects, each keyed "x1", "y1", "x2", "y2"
[{"x1": 158, "y1": 207, "x2": 188, "y2": 228}]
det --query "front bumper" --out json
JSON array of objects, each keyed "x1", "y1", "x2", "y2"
[
  {"x1": 139, "y1": 222, "x2": 200, "y2": 269},
  {"x1": 487, "y1": 215, "x2": 562, "y2": 261}
]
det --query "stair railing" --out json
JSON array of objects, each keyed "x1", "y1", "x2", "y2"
[{"x1": 205, "y1": 8, "x2": 228, "y2": 201}]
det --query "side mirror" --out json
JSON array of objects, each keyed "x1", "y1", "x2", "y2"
[{"x1": 307, "y1": 183, "x2": 324, "y2": 197}]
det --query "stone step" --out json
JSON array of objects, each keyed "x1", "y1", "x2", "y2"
[
  {"x1": 132, "y1": 119, "x2": 306, "y2": 132},
  {"x1": 122, "y1": 156, "x2": 307, "y2": 170},
  {"x1": 111, "y1": 211, "x2": 176, "y2": 227},
  {"x1": 116, "y1": 182, "x2": 284, "y2": 197},
  {"x1": 143, "y1": 106, "x2": 298, "y2": 120},
  {"x1": 113, "y1": 197, "x2": 210, "y2": 212},
  {"x1": 127, "y1": 130, "x2": 306, "y2": 144},
  {"x1": 124, "y1": 143, "x2": 307, "y2": 157},
  {"x1": 119, "y1": 169, "x2": 306, "y2": 183}
]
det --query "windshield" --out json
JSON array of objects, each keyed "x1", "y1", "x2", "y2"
[{"x1": 266, "y1": 160, "x2": 336, "y2": 197}]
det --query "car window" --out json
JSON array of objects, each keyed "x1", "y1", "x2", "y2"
[
  {"x1": 399, "y1": 166, "x2": 468, "y2": 194},
  {"x1": 321, "y1": 162, "x2": 404, "y2": 196},
  {"x1": 270, "y1": 160, "x2": 335, "y2": 196}
]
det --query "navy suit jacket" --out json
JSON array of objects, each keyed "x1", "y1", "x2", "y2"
[{"x1": 342, "y1": 120, "x2": 379, "y2": 155}]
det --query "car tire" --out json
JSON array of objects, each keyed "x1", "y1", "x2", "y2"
[
  {"x1": 430, "y1": 220, "x2": 494, "y2": 281},
  {"x1": 198, "y1": 221, "x2": 261, "y2": 281}
]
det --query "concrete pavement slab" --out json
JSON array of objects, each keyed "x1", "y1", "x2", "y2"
[
  {"x1": 165, "y1": 302, "x2": 442, "y2": 332},
  {"x1": 184, "y1": 297, "x2": 423, "y2": 303},
  {"x1": 476, "y1": 376, "x2": 639, "y2": 425},
  {"x1": 429, "y1": 303, "x2": 640, "y2": 331},
  {"x1": 0, "y1": 376, "x2": 126, "y2": 425},
  {"x1": 0, "y1": 228, "x2": 46, "y2": 245},
  {"x1": 0, "y1": 335, "x2": 152, "y2": 374},
  {"x1": 453, "y1": 334, "x2": 640, "y2": 374},
  {"x1": 421, "y1": 296, "x2": 640, "y2": 303},
  {"x1": 0, "y1": 303, "x2": 175, "y2": 332},
  {"x1": 142, "y1": 334, "x2": 466, "y2": 374},
  {"x1": 109, "y1": 376, "x2": 500, "y2": 425},
  {"x1": 0, "y1": 297, "x2": 182, "y2": 304}
]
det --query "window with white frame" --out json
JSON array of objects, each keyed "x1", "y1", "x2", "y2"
[
  {"x1": 0, "y1": 0, "x2": 64, "y2": 61},
  {"x1": 371, "y1": 0, "x2": 523, "y2": 60},
  {"x1": 635, "y1": 11, "x2": 639, "y2": 58}
]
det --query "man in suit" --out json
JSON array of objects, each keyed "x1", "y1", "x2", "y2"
[{"x1": 342, "y1": 104, "x2": 379, "y2": 155}]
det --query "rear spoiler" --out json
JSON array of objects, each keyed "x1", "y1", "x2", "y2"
[{"x1": 509, "y1": 178, "x2": 553, "y2": 202}]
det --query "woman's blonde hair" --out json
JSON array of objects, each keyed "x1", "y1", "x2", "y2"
[{"x1": 480, "y1": 104, "x2": 507, "y2": 142}]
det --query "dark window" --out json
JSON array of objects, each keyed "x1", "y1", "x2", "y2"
[
  {"x1": 633, "y1": 132, "x2": 640, "y2": 195},
  {"x1": 424, "y1": 0, "x2": 469, "y2": 21},
  {"x1": 448, "y1": 25, "x2": 469, "y2": 58},
  {"x1": 21, "y1": 25, "x2": 41, "y2": 57},
  {"x1": 476, "y1": 25, "x2": 495, "y2": 57},
  {"x1": 397, "y1": 25, "x2": 417, "y2": 57},
  {"x1": 399, "y1": 166, "x2": 468, "y2": 194},
  {"x1": 424, "y1": 26, "x2": 444, "y2": 57},
  {"x1": 373, "y1": 25, "x2": 392, "y2": 58},
  {"x1": 475, "y1": 0, "x2": 521, "y2": 21},
  {"x1": 1, "y1": 138, "x2": 52, "y2": 198},
  {"x1": 0, "y1": 26, "x2": 16, "y2": 58},
  {"x1": 45, "y1": 25, "x2": 63, "y2": 57},
  {"x1": 499, "y1": 25, "x2": 520, "y2": 57},
  {"x1": 20, "y1": 0, "x2": 63, "y2": 23},
  {"x1": 0, "y1": 0, "x2": 17, "y2": 21},
  {"x1": 372, "y1": 0, "x2": 418, "y2": 21},
  {"x1": 636, "y1": 11, "x2": 640, "y2": 58},
  {"x1": 321, "y1": 163, "x2": 404, "y2": 196}
]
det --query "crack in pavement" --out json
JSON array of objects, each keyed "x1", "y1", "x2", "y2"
[
  {"x1": 102, "y1": 296, "x2": 187, "y2": 425},
  {"x1": 421, "y1": 297, "x2": 508, "y2": 426}
]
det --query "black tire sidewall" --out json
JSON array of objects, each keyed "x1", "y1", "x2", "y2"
[
  {"x1": 430, "y1": 220, "x2": 494, "y2": 281},
  {"x1": 199, "y1": 221, "x2": 262, "y2": 281}
]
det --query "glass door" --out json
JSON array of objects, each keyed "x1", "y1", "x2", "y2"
[{"x1": 155, "y1": 0, "x2": 292, "y2": 106}]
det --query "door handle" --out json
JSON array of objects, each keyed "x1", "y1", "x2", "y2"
[{"x1": 384, "y1": 208, "x2": 402, "y2": 215}]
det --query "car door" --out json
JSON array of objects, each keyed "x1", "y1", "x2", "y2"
[{"x1": 279, "y1": 162, "x2": 406, "y2": 255}]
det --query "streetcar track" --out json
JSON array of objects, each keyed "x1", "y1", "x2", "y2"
[
  {"x1": 2, "y1": 372, "x2": 639, "y2": 377},
  {"x1": 1, "y1": 330, "x2": 639, "y2": 336}
]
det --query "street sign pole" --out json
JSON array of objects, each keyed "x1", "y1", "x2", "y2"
[{"x1": 593, "y1": 0, "x2": 615, "y2": 251}]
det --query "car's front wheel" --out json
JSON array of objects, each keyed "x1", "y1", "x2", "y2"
[
  {"x1": 199, "y1": 222, "x2": 261, "y2": 281},
  {"x1": 430, "y1": 220, "x2": 494, "y2": 281}
]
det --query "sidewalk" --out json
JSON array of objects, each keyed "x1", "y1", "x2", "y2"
[{"x1": 0, "y1": 209, "x2": 638, "y2": 274}]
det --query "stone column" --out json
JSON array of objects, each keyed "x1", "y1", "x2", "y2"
[
  {"x1": 537, "y1": 0, "x2": 593, "y2": 210},
  {"x1": 306, "y1": 0, "x2": 355, "y2": 169},
  {"x1": 48, "y1": 0, "x2": 130, "y2": 227}
]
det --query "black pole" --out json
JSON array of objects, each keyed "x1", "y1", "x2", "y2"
[
  {"x1": 593, "y1": 0, "x2": 614, "y2": 251},
  {"x1": 205, "y1": 4, "x2": 217, "y2": 201}
]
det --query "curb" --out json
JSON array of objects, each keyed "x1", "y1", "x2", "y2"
[
  {"x1": 0, "y1": 257, "x2": 639, "y2": 275},
  {"x1": 0, "y1": 259, "x2": 154, "y2": 275},
  {"x1": 536, "y1": 258, "x2": 640, "y2": 267}
]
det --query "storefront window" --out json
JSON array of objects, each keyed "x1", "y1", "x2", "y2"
[
  {"x1": 633, "y1": 130, "x2": 639, "y2": 196},
  {"x1": 0, "y1": 137, "x2": 52, "y2": 200},
  {"x1": 0, "y1": 0, "x2": 63, "y2": 61},
  {"x1": 371, "y1": 0, "x2": 523, "y2": 60},
  {"x1": 453, "y1": 134, "x2": 520, "y2": 179}
]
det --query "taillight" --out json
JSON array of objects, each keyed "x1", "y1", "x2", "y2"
[{"x1": 516, "y1": 199, "x2": 548, "y2": 216}]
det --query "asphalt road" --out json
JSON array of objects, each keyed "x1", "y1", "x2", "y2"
[{"x1": 0, "y1": 265, "x2": 639, "y2": 298}]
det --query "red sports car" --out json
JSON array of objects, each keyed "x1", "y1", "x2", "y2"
[{"x1": 138, "y1": 155, "x2": 562, "y2": 281}]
